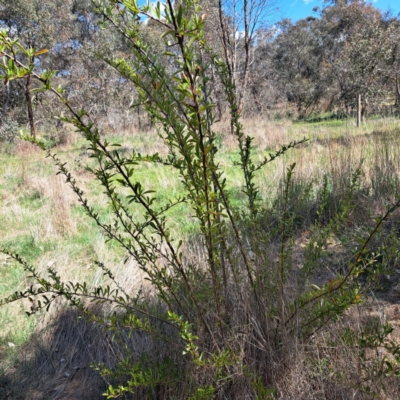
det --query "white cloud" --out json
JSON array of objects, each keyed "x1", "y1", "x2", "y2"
[{"x1": 304, "y1": 0, "x2": 314, "y2": 4}]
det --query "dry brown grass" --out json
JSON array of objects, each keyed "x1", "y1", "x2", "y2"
[
  {"x1": 13, "y1": 140, "x2": 42, "y2": 158},
  {"x1": 1, "y1": 297, "x2": 186, "y2": 400},
  {"x1": 1, "y1": 306, "x2": 107, "y2": 400},
  {"x1": 23, "y1": 174, "x2": 77, "y2": 238},
  {"x1": 3, "y1": 116, "x2": 400, "y2": 398},
  {"x1": 3, "y1": 302, "x2": 399, "y2": 400},
  {"x1": 214, "y1": 117, "x2": 291, "y2": 150}
]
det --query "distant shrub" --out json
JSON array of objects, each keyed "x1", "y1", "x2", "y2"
[{"x1": 0, "y1": 118, "x2": 19, "y2": 143}]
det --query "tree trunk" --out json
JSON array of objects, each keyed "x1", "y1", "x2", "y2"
[
  {"x1": 361, "y1": 97, "x2": 368, "y2": 123},
  {"x1": 357, "y1": 93, "x2": 361, "y2": 128}
]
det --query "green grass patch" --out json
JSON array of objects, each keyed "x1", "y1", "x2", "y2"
[{"x1": 2, "y1": 117, "x2": 400, "y2": 387}]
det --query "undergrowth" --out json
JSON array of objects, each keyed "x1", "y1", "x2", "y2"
[{"x1": 1, "y1": 1, "x2": 400, "y2": 399}]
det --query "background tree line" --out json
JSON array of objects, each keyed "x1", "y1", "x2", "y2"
[{"x1": 0, "y1": 0, "x2": 400, "y2": 141}]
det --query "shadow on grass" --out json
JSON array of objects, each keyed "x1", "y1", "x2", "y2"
[
  {"x1": 0, "y1": 308, "x2": 109, "y2": 400},
  {"x1": 282, "y1": 127, "x2": 400, "y2": 152}
]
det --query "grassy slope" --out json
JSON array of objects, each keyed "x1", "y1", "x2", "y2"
[{"x1": 1, "y1": 116, "x2": 400, "y2": 397}]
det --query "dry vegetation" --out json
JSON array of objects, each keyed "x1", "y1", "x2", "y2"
[{"x1": 2, "y1": 116, "x2": 400, "y2": 399}]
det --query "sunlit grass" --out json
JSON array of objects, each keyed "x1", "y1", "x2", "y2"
[{"x1": 2, "y1": 116, "x2": 400, "y2": 384}]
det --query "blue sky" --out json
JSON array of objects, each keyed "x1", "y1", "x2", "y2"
[{"x1": 275, "y1": 0, "x2": 400, "y2": 23}]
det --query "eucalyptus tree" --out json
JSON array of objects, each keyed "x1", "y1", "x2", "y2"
[
  {"x1": 271, "y1": 17, "x2": 328, "y2": 118},
  {"x1": 0, "y1": 0, "x2": 77, "y2": 136},
  {"x1": 245, "y1": 26, "x2": 283, "y2": 114},
  {"x1": 317, "y1": 0, "x2": 393, "y2": 120},
  {"x1": 0, "y1": 0, "x2": 135, "y2": 138},
  {"x1": 383, "y1": 15, "x2": 400, "y2": 117}
]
